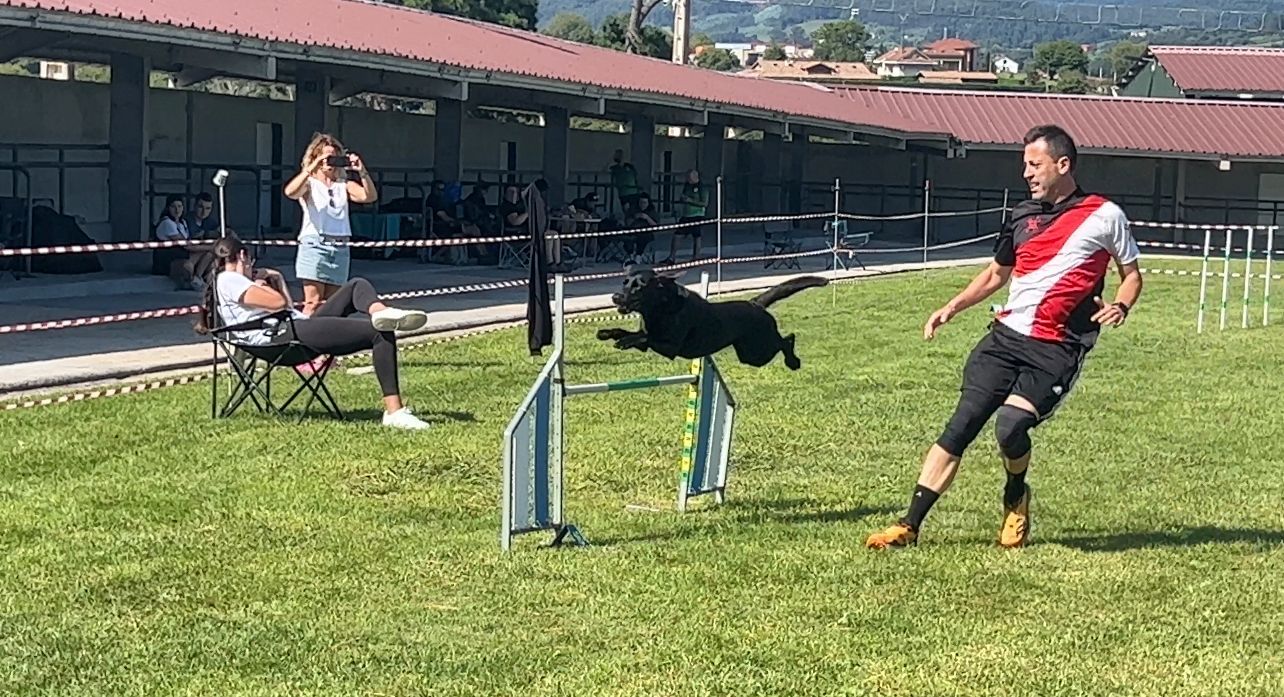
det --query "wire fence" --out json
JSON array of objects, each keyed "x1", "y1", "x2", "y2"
[{"x1": 3, "y1": 174, "x2": 1274, "y2": 409}]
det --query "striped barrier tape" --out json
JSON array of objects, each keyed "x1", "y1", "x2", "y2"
[{"x1": 1132, "y1": 221, "x2": 1278, "y2": 232}]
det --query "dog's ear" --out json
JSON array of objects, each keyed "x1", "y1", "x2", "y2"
[{"x1": 656, "y1": 267, "x2": 685, "y2": 281}]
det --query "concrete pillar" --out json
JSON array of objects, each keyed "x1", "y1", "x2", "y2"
[
  {"x1": 108, "y1": 53, "x2": 149, "y2": 242},
  {"x1": 542, "y1": 106, "x2": 569, "y2": 205},
  {"x1": 787, "y1": 132, "x2": 807, "y2": 214},
  {"x1": 293, "y1": 70, "x2": 330, "y2": 161},
  {"x1": 700, "y1": 118, "x2": 726, "y2": 179},
  {"x1": 761, "y1": 132, "x2": 783, "y2": 213},
  {"x1": 629, "y1": 114, "x2": 655, "y2": 198},
  {"x1": 433, "y1": 98, "x2": 464, "y2": 184}
]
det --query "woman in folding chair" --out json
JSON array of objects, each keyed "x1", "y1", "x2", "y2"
[{"x1": 195, "y1": 235, "x2": 433, "y2": 430}]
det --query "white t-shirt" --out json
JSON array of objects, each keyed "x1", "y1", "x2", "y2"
[
  {"x1": 298, "y1": 177, "x2": 351, "y2": 239},
  {"x1": 156, "y1": 217, "x2": 190, "y2": 241},
  {"x1": 215, "y1": 271, "x2": 305, "y2": 345}
]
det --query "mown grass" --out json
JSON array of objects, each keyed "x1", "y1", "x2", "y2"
[{"x1": 2, "y1": 261, "x2": 1284, "y2": 696}]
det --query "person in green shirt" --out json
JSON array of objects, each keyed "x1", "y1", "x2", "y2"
[
  {"x1": 609, "y1": 149, "x2": 643, "y2": 216},
  {"x1": 663, "y1": 168, "x2": 709, "y2": 264}
]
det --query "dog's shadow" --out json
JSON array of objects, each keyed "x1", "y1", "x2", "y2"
[{"x1": 590, "y1": 497, "x2": 897, "y2": 548}]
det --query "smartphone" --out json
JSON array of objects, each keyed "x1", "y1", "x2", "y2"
[{"x1": 326, "y1": 154, "x2": 349, "y2": 168}]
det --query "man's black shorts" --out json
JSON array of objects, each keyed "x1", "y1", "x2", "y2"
[
  {"x1": 961, "y1": 322, "x2": 1088, "y2": 422},
  {"x1": 676, "y1": 215, "x2": 706, "y2": 238}
]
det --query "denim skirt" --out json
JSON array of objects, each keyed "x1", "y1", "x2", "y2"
[{"x1": 295, "y1": 233, "x2": 351, "y2": 285}]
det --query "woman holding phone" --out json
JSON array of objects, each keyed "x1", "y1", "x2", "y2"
[{"x1": 284, "y1": 132, "x2": 379, "y2": 315}]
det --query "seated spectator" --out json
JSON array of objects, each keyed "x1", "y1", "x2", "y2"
[
  {"x1": 186, "y1": 192, "x2": 233, "y2": 240},
  {"x1": 625, "y1": 192, "x2": 658, "y2": 266},
  {"x1": 460, "y1": 182, "x2": 499, "y2": 264},
  {"x1": 533, "y1": 178, "x2": 570, "y2": 272},
  {"x1": 567, "y1": 191, "x2": 603, "y2": 259},
  {"x1": 152, "y1": 194, "x2": 200, "y2": 290},
  {"x1": 194, "y1": 234, "x2": 433, "y2": 430}
]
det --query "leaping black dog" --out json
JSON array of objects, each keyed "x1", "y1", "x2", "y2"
[{"x1": 596, "y1": 268, "x2": 829, "y2": 370}]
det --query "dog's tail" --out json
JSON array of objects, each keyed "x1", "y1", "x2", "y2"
[{"x1": 751, "y1": 275, "x2": 830, "y2": 308}]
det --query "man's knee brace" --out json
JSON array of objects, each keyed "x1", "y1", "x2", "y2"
[
  {"x1": 936, "y1": 390, "x2": 996, "y2": 457},
  {"x1": 995, "y1": 405, "x2": 1038, "y2": 461}
]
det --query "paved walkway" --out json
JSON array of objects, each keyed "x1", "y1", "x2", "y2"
[{"x1": 0, "y1": 231, "x2": 994, "y2": 397}]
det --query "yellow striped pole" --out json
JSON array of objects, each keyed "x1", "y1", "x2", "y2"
[{"x1": 677, "y1": 356, "x2": 701, "y2": 511}]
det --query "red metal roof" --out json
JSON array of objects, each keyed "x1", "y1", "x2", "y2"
[
  {"x1": 0, "y1": 0, "x2": 948, "y2": 138},
  {"x1": 837, "y1": 86, "x2": 1284, "y2": 159},
  {"x1": 1148, "y1": 45, "x2": 1284, "y2": 95},
  {"x1": 924, "y1": 38, "x2": 978, "y2": 54}
]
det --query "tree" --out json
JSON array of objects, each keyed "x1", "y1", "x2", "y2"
[
  {"x1": 763, "y1": 43, "x2": 787, "y2": 60},
  {"x1": 1054, "y1": 70, "x2": 1092, "y2": 94},
  {"x1": 787, "y1": 25, "x2": 809, "y2": 48},
  {"x1": 695, "y1": 48, "x2": 741, "y2": 72},
  {"x1": 379, "y1": 0, "x2": 536, "y2": 31},
  {"x1": 811, "y1": 20, "x2": 869, "y2": 62},
  {"x1": 1108, "y1": 39, "x2": 1148, "y2": 78},
  {"x1": 1030, "y1": 39, "x2": 1088, "y2": 79},
  {"x1": 626, "y1": 0, "x2": 668, "y2": 55},
  {"x1": 691, "y1": 32, "x2": 715, "y2": 49},
  {"x1": 543, "y1": 12, "x2": 597, "y2": 44},
  {"x1": 597, "y1": 14, "x2": 671, "y2": 60}
]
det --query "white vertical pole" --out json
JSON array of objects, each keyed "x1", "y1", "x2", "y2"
[
  {"x1": 921, "y1": 179, "x2": 931, "y2": 268},
  {"x1": 1001, "y1": 188, "x2": 1010, "y2": 225},
  {"x1": 831, "y1": 178, "x2": 840, "y2": 306},
  {"x1": 551, "y1": 272, "x2": 565, "y2": 530},
  {"x1": 1265, "y1": 226, "x2": 1276, "y2": 326},
  {"x1": 213, "y1": 169, "x2": 229, "y2": 239},
  {"x1": 1242, "y1": 226, "x2": 1253, "y2": 329},
  {"x1": 715, "y1": 175, "x2": 723, "y2": 295},
  {"x1": 1220, "y1": 228, "x2": 1232, "y2": 331},
  {"x1": 1196, "y1": 228, "x2": 1211, "y2": 334},
  {"x1": 554, "y1": 273, "x2": 565, "y2": 356}
]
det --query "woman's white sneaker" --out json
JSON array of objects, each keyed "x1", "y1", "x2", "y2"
[
  {"x1": 382, "y1": 407, "x2": 431, "y2": 430},
  {"x1": 371, "y1": 307, "x2": 429, "y2": 333}
]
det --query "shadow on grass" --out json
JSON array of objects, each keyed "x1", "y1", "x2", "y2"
[
  {"x1": 1051, "y1": 526, "x2": 1284, "y2": 552},
  {"x1": 726, "y1": 496, "x2": 900, "y2": 525},
  {"x1": 586, "y1": 498, "x2": 899, "y2": 548},
  {"x1": 299, "y1": 409, "x2": 478, "y2": 424}
]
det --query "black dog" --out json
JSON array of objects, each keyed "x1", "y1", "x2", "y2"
[{"x1": 596, "y1": 268, "x2": 829, "y2": 369}]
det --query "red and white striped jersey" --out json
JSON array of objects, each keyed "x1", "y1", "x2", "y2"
[{"x1": 992, "y1": 189, "x2": 1140, "y2": 347}]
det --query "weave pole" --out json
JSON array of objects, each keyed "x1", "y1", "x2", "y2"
[
  {"x1": 831, "y1": 177, "x2": 840, "y2": 306},
  {"x1": 715, "y1": 176, "x2": 724, "y2": 295},
  {"x1": 1197, "y1": 228, "x2": 1211, "y2": 333},
  {"x1": 1266, "y1": 226, "x2": 1276, "y2": 326},
  {"x1": 921, "y1": 179, "x2": 931, "y2": 268},
  {"x1": 1220, "y1": 229, "x2": 1232, "y2": 331},
  {"x1": 1242, "y1": 226, "x2": 1254, "y2": 329}
]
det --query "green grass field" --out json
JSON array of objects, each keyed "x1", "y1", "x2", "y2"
[{"x1": 3, "y1": 263, "x2": 1284, "y2": 696}]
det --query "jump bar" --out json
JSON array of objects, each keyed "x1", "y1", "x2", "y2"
[{"x1": 565, "y1": 375, "x2": 698, "y2": 396}]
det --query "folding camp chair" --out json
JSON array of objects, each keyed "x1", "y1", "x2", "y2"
[
  {"x1": 763, "y1": 221, "x2": 802, "y2": 270},
  {"x1": 209, "y1": 309, "x2": 343, "y2": 421},
  {"x1": 823, "y1": 220, "x2": 871, "y2": 271}
]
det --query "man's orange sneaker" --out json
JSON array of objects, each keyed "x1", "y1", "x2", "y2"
[
  {"x1": 999, "y1": 486, "x2": 1032, "y2": 548},
  {"x1": 865, "y1": 521, "x2": 918, "y2": 549}
]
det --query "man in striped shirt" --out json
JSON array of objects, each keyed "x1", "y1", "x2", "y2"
[{"x1": 867, "y1": 124, "x2": 1143, "y2": 550}]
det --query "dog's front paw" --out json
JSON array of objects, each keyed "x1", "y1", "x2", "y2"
[
  {"x1": 597, "y1": 328, "x2": 626, "y2": 341},
  {"x1": 615, "y1": 335, "x2": 648, "y2": 351}
]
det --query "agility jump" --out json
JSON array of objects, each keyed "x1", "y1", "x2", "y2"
[{"x1": 501, "y1": 272, "x2": 737, "y2": 552}]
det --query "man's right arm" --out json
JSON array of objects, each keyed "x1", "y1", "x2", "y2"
[{"x1": 945, "y1": 262, "x2": 1013, "y2": 315}]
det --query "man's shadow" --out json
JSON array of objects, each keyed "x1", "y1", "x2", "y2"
[{"x1": 1050, "y1": 526, "x2": 1284, "y2": 552}]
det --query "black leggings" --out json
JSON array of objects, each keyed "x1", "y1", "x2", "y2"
[{"x1": 272, "y1": 277, "x2": 400, "y2": 397}]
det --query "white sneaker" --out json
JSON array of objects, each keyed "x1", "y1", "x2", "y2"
[
  {"x1": 382, "y1": 407, "x2": 431, "y2": 430},
  {"x1": 371, "y1": 307, "x2": 429, "y2": 333}
]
